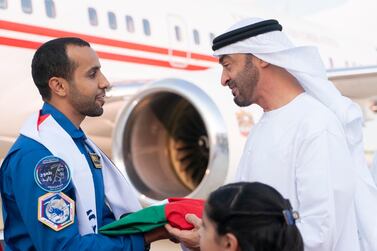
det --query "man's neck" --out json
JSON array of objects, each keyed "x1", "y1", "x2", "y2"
[
  {"x1": 45, "y1": 101, "x2": 84, "y2": 128},
  {"x1": 258, "y1": 88, "x2": 304, "y2": 112},
  {"x1": 257, "y1": 67, "x2": 305, "y2": 111}
]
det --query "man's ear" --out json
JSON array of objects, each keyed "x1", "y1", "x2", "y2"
[
  {"x1": 254, "y1": 57, "x2": 269, "y2": 68},
  {"x1": 48, "y1": 77, "x2": 68, "y2": 97},
  {"x1": 221, "y1": 233, "x2": 240, "y2": 251},
  {"x1": 259, "y1": 59, "x2": 269, "y2": 68}
]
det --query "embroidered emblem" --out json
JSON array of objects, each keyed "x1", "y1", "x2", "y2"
[
  {"x1": 38, "y1": 192, "x2": 75, "y2": 231},
  {"x1": 236, "y1": 109, "x2": 255, "y2": 137},
  {"x1": 34, "y1": 156, "x2": 71, "y2": 192},
  {"x1": 86, "y1": 209, "x2": 97, "y2": 232},
  {"x1": 89, "y1": 153, "x2": 102, "y2": 168}
]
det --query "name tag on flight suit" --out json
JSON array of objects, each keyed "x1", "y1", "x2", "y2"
[{"x1": 89, "y1": 153, "x2": 102, "y2": 168}]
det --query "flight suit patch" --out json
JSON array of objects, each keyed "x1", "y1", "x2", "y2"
[
  {"x1": 38, "y1": 192, "x2": 75, "y2": 231},
  {"x1": 34, "y1": 156, "x2": 71, "y2": 192},
  {"x1": 89, "y1": 153, "x2": 102, "y2": 168}
]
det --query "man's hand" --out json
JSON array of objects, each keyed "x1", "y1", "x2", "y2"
[
  {"x1": 144, "y1": 226, "x2": 171, "y2": 244},
  {"x1": 165, "y1": 214, "x2": 202, "y2": 251}
]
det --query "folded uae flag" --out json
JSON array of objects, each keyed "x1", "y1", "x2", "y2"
[{"x1": 99, "y1": 198, "x2": 205, "y2": 235}]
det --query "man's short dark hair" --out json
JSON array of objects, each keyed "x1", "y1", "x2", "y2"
[{"x1": 31, "y1": 37, "x2": 90, "y2": 100}]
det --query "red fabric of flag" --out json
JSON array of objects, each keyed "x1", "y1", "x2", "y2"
[{"x1": 165, "y1": 197, "x2": 205, "y2": 230}]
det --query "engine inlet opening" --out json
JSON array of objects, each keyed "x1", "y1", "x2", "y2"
[{"x1": 123, "y1": 92, "x2": 209, "y2": 200}]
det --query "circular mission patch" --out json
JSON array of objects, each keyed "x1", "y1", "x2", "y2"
[{"x1": 34, "y1": 156, "x2": 71, "y2": 192}]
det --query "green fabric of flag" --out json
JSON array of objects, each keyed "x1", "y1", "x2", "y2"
[
  {"x1": 99, "y1": 204, "x2": 166, "y2": 235},
  {"x1": 99, "y1": 198, "x2": 205, "y2": 235}
]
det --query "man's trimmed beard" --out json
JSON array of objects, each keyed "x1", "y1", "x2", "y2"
[
  {"x1": 68, "y1": 82, "x2": 104, "y2": 117},
  {"x1": 232, "y1": 56, "x2": 259, "y2": 107}
]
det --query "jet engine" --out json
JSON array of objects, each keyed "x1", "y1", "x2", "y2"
[{"x1": 111, "y1": 78, "x2": 241, "y2": 206}]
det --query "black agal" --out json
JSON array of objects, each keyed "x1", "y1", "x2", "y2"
[{"x1": 212, "y1": 19, "x2": 282, "y2": 51}]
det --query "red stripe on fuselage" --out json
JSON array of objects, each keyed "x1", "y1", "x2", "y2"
[
  {"x1": 97, "y1": 51, "x2": 208, "y2": 70},
  {"x1": 0, "y1": 20, "x2": 217, "y2": 63},
  {"x1": 0, "y1": 36, "x2": 41, "y2": 49},
  {"x1": 0, "y1": 36, "x2": 208, "y2": 70}
]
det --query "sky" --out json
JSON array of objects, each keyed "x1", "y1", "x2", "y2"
[
  {"x1": 304, "y1": 0, "x2": 377, "y2": 43},
  {"x1": 247, "y1": 0, "x2": 349, "y2": 16},
  {"x1": 223, "y1": 0, "x2": 377, "y2": 45}
]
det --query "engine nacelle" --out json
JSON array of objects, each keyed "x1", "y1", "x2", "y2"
[{"x1": 112, "y1": 78, "x2": 248, "y2": 206}]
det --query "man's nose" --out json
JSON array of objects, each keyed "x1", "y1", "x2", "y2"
[
  {"x1": 99, "y1": 73, "x2": 110, "y2": 89},
  {"x1": 221, "y1": 71, "x2": 230, "y2": 86}
]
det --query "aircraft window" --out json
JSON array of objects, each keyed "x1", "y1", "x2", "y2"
[
  {"x1": 193, "y1": 29, "x2": 200, "y2": 45},
  {"x1": 0, "y1": 0, "x2": 7, "y2": 9},
  {"x1": 142, "y1": 19, "x2": 151, "y2": 36},
  {"x1": 174, "y1": 25, "x2": 182, "y2": 42},
  {"x1": 209, "y1": 32, "x2": 215, "y2": 43},
  {"x1": 21, "y1": 0, "x2": 32, "y2": 14},
  {"x1": 125, "y1": 15, "x2": 135, "y2": 33},
  {"x1": 108, "y1": 11, "x2": 117, "y2": 30},
  {"x1": 88, "y1": 7, "x2": 98, "y2": 26},
  {"x1": 44, "y1": 0, "x2": 56, "y2": 18}
]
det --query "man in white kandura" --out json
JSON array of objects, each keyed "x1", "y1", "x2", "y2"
[
  {"x1": 166, "y1": 18, "x2": 377, "y2": 251},
  {"x1": 370, "y1": 152, "x2": 377, "y2": 185}
]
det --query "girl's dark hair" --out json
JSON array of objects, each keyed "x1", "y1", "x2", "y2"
[{"x1": 205, "y1": 182, "x2": 304, "y2": 251}]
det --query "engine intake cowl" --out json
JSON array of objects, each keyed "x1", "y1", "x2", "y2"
[{"x1": 112, "y1": 78, "x2": 229, "y2": 206}]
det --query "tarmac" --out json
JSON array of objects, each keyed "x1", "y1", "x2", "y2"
[{"x1": 152, "y1": 239, "x2": 182, "y2": 251}]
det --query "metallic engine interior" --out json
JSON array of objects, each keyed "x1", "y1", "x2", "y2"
[{"x1": 112, "y1": 79, "x2": 229, "y2": 205}]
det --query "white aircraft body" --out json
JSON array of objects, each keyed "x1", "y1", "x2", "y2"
[{"x1": 1, "y1": 0, "x2": 377, "y2": 249}]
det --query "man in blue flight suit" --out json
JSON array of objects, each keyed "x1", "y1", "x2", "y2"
[{"x1": 0, "y1": 37, "x2": 168, "y2": 250}]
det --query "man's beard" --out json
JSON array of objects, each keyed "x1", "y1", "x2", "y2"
[
  {"x1": 232, "y1": 60, "x2": 259, "y2": 107},
  {"x1": 68, "y1": 86, "x2": 104, "y2": 117},
  {"x1": 78, "y1": 100, "x2": 104, "y2": 117}
]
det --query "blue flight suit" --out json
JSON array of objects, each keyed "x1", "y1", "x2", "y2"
[{"x1": 0, "y1": 103, "x2": 145, "y2": 250}]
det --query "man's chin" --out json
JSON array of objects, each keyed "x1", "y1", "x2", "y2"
[
  {"x1": 234, "y1": 98, "x2": 250, "y2": 107},
  {"x1": 85, "y1": 107, "x2": 104, "y2": 117}
]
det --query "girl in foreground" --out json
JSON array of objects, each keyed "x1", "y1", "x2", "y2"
[{"x1": 199, "y1": 182, "x2": 304, "y2": 251}]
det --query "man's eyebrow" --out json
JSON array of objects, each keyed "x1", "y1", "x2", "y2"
[
  {"x1": 87, "y1": 65, "x2": 100, "y2": 73},
  {"x1": 219, "y1": 55, "x2": 230, "y2": 65}
]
